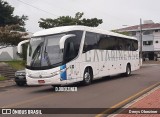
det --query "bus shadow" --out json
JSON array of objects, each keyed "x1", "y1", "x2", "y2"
[
  {"x1": 31, "y1": 74, "x2": 139, "y2": 94},
  {"x1": 15, "y1": 85, "x2": 42, "y2": 89},
  {"x1": 92, "y1": 73, "x2": 138, "y2": 85}
]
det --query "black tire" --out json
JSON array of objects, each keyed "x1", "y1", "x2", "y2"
[
  {"x1": 82, "y1": 68, "x2": 93, "y2": 85},
  {"x1": 16, "y1": 82, "x2": 25, "y2": 86},
  {"x1": 125, "y1": 64, "x2": 131, "y2": 77}
]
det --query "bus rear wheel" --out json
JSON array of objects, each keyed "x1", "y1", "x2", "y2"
[
  {"x1": 125, "y1": 64, "x2": 131, "y2": 77},
  {"x1": 82, "y1": 68, "x2": 93, "y2": 85}
]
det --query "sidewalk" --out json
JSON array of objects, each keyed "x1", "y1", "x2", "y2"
[
  {"x1": 143, "y1": 60, "x2": 160, "y2": 64},
  {"x1": 0, "y1": 79, "x2": 15, "y2": 88},
  {"x1": 113, "y1": 85, "x2": 160, "y2": 117},
  {"x1": 0, "y1": 62, "x2": 16, "y2": 88}
]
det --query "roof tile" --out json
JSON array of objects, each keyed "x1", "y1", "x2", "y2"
[{"x1": 117, "y1": 23, "x2": 160, "y2": 32}]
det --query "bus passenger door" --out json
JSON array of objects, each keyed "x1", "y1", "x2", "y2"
[{"x1": 63, "y1": 39, "x2": 79, "y2": 84}]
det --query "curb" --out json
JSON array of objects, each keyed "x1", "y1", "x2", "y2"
[
  {"x1": 0, "y1": 79, "x2": 15, "y2": 88},
  {"x1": 96, "y1": 82, "x2": 160, "y2": 117},
  {"x1": 142, "y1": 64, "x2": 160, "y2": 66}
]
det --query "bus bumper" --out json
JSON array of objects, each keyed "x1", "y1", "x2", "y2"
[{"x1": 26, "y1": 76, "x2": 67, "y2": 85}]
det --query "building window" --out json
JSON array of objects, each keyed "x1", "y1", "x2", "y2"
[
  {"x1": 143, "y1": 30, "x2": 153, "y2": 35},
  {"x1": 143, "y1": 41, "x2": 153, "y2": 46},
  {"x1": 155, "y1": 30, "x2": 159, "y2": 32},
  {"x1": 130, "y1": 32, "x2": 136, "y2": 36},
  {"x1": 155, "y1": 41, "x2": 159, "y2": 43}
]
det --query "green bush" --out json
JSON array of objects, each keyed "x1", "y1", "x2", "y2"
[
  {"x1": 5, "y1": 60, "x2": 25, "y2": 70},
  {"x1": 0, "y1": 75, "x2": 6, "y2": 81}
]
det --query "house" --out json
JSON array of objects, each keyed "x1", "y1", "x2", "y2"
[
  {"x1": 0, "y1": 32, "x2": 32, "y2": 61},
  {"x1": 116, "y1": 20, "x2": 160, "y2": 61}
]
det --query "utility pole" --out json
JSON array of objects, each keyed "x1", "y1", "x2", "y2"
[{"x1": 140, "y1": 18, "x2": 143, "y2": 65}]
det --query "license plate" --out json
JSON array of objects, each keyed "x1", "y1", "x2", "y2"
[{"x1": 38, "y1": 80, "x2": 45, "y2": 84}]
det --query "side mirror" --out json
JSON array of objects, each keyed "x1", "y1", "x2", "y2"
[
  {"x1": 17, "y1": 40, "x2": 29, "y2": 54},
  {"x1": 59, "y1": 34, "x2": 75, "y2": 49}
]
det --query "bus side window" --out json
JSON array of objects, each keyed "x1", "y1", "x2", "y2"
[
  {"x1": 68, "y1": 42, "x2": 76, "y2": 58},
  {"x1": 132, "y1": 40, "x2": 138, "y2": 51},
  {"x1": 64, "y1": 39, "x2": 76, "y2": 63},
  {"x1": 125, "y1": 39, "x2": 131, "y2": 51},
  {"x1": 83, "y1": 32, "x2": 98, "y2": 53}
]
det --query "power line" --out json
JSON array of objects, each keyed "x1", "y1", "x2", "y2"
[
  {"x1": 16, "y1": 0, "x2": 59, "y2": 17},
  {"x1": 40, "y1": 0, "x2": 76, "y2": 15}
]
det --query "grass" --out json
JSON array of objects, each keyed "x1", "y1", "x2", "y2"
[
  {"x1": 5, "y1": 60, "x2": 25, "y2": 70},
  {"x1": 0, "y1": 75, "x2": 6, "y2": 81}
]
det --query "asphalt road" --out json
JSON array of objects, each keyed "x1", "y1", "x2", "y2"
[{"x1": 0, "y1": 64, "x2": 160, "y2": 117}]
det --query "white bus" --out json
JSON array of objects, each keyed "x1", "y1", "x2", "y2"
[{"x1": 18, "y1": 26, "x2": 140, "y2": 86}]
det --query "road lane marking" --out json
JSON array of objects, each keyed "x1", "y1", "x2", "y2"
[
  {"x1": 0, "y1": 88, "x2": 25, "y2": 97},
  {"x1": 1, "y1": 93, "x2": 54, "y2": 108},
  {"x1": 0, "y1": 86, "x2": 44, "y2": 97},
  {"x1": 95, "y1": 82, "x2": 160, "y2": 117}
]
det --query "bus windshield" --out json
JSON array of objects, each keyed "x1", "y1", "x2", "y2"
[{"x1": 27, "y1": 34, "x2": 65, "y2": 69}]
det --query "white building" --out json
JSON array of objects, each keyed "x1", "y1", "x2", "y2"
[
  {"x1": 0, "y1": 32, "x2": 32, "y2": 61},
  {"x1": 117, "y1": 20, "x2": 160, "y2": 60}
]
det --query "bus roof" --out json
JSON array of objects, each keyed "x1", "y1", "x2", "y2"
[{"x1": 33, "y1": 25, "x2": 137, "y2": 40}]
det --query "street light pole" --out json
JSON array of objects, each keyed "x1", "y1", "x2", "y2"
[{"x1": 140, "y1": 18, "x2": 143, "y2": 64}]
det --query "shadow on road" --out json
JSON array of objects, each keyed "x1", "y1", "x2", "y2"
[
  {"x1": 91, "y1": 73, "x2": 139, "y2": 86},
  {"x1": 30, "y1": 73, "x2": 139, "y2": 94}
]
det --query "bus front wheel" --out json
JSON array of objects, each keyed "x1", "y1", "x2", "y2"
[{"x1": 82, "y1": 68, "x2": 93, "y2": 85}]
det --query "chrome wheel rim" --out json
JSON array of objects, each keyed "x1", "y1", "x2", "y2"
[
  {"x1": 127, "y1": 67, "x2": 131, "y2": 75},
  {"x1": 84, "y1": 72, "x2": 91, "y2": 83}
]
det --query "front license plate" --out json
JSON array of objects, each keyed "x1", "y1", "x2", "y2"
[{"x1": 38, "y1": 80, "x2": 45, "y2": 84}]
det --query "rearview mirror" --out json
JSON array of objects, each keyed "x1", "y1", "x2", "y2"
[
  {"x1": 59, "y1": 34, "x2": 75, "y2": 49},
  {"x1": 17, "y1": 40, "x2": 29, "y2": 54}
]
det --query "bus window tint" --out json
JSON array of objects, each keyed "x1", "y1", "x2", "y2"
[
  {"x1": 68, "y1": 31, "x2": 83, "y2": 56},
  {"x1": 132, "y1": 40, "x2": 138, "y2": 51},
  {"x1": 64, "y1": 31, "x2": 83, "y2": 63},
  {"x1": 83, "y1": 32, "x2": 138, "y2": 52},
  {"x1": 65, "y1": 41, "x2": 76, "y2": 62},
  {"x1": 117, "y1": 38, "x2": 125, "y2": 50},
  {"x1": 98, "y1": 35, "x2": 110, "y2": 50},
  {"x1": 83, "y1": 32, "x2": 99, "y2": 52},
  {"x1": 125, "y1": 39, "x2": 132, "y2": 51},
  {"x1": 98, "y1": 35, "x2": 120, "y2": 50}
]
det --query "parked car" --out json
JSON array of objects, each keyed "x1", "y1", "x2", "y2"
[{"x1": 15, "y1": 70, "x2": 26, "y2": 86}]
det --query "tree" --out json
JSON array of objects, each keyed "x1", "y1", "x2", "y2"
[
  {"x1": 0, "y1": 0, "x2": 28, "y2": 46},
  {"x1": 0, "y1": 25, "x2": 27, "y2": 46},
  {"x1": 112, "y1": 30, "x2": 129, "y2": 36},
  {"x1": 0, "y1": 0, "x2": 28, "y2": 31},
  {"x1": 38, "y1": 12, "x2": 103, "y2": 29},
  {"x1": 0, "y1": 0, "x2": 28, "y2": 61}
]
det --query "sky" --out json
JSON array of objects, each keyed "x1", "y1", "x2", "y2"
[{"x1": 5, "y1": 0, "x2": 160, "y2": 33}]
